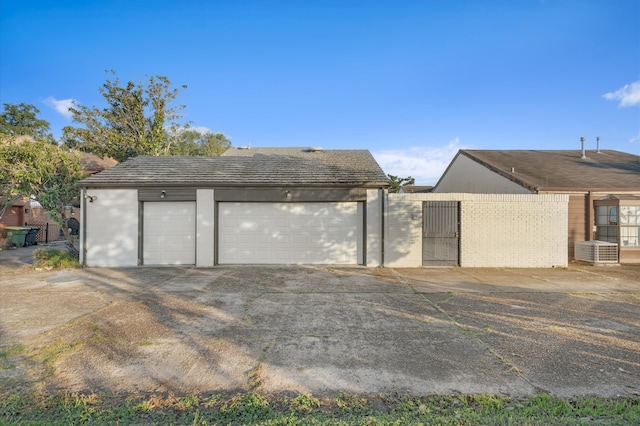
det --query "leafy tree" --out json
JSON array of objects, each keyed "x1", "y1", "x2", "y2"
[
  {"x1": 0, "y1": 103, "x2": 54, "y2": 142},
  {"x1": 387, "y1": 174, "x2": 415, "y2": 193},
  {"x1": 63, "y1": 71, "x2": 187, "y2": 162},
  {"x1": 169, "y1": 130, "x2": 231, "y2": 156},
  {"x1": 0, "y1": 139, "x2": 84, "y2": 246}
]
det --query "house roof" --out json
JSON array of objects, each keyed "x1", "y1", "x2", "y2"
[
  {"x1": 80, "y1": 152, "x2": 118, "y2": 174},
  {"x1": 400, "y1": 185, "x2": 433, "y2": 193},
  {"x1": 78, "y1": 148, "x2": 389, "y2": 188},
  {"x1": 457, "y1": 149, "x2": 640, "y2": 192}
]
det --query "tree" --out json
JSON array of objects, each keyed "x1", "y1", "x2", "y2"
[
  {"x1": 0, "y1": 103, "x2": 54, "y2": 143},
  {"x1": 169, "y1": 130, "x2": 231, "y2": 156},
  {"x1": 0, "y1": 139, "x2": 84, "y2": 245},
  {"x1": 63, "y1": 71, "x2": 187, "y2": 162},
  {"x1": 387, "y1": 174, "x2": 415, "y2": 193}
]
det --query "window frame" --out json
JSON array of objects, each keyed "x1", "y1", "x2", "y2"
[{"x1": 594, "y1": 197, "x2": 640, "y2": 248}]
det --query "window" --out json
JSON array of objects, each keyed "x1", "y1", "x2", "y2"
[
  {"x1": 620, "y1": 206, "x2": 639, "y2": 225},
  {"x1": 620, "y1": 226, "x2": 639, "y2": 247},
  {"x1": 596, "y1": 206, "x2": 618, "y2": 243},
  {"x1": 596, "y1": 204, "x2": 640, "y2": 247},
  {"x1": 620, "y1": 206, "x2": 640, "y2": 247}
]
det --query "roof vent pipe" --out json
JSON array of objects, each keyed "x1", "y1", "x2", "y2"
[
  {"x1": 596, "y1": 136, "x2": 601, "y2": 153},
  {"x1": 580, "y1": 137, "x2": 587, "y2": 159}
]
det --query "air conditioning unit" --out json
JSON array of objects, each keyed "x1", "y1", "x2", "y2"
[{"x1": 574, "y1": 241, "x2": 618, "y2": 264}]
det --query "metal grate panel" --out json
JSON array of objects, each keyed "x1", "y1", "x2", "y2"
[
  {"x1": 423, "y1": 201, "x2": 460, "y2": 266},
  {"x1": 574, "y1": 241, "x2": 618, "y2": 264}
]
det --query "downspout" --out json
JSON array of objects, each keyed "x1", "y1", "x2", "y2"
[
  {"x1": 380, "y1": 188, "x2": 385, "y2": 267},
  {"x1": 587, "y1": 191, "x2": 594, "y2": 241},
  {"x1": 80, "y1": 187, "x2": 87, "y2": 267}
]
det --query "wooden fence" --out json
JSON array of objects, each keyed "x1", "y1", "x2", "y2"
[{"x1": 24, "y1": 221, "x2": 66, "y2": 244}]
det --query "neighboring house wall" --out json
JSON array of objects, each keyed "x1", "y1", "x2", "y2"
[
  {"x1": 538, "y1": 190, "x2": 640, "y2": 262},
  {"x1": 385, "y1": 193, "x2": 568, "y2": 268},
  {"x1": 0, "y1": 205, "x2": 24, "y2": 227},
  {"x1": 434, "y1": 154, "x2": 532, "y2": 194},
  {"x1": 567, "y1": 193, "x2": 588, "y2": 259},
  {"x1": 82, "y1": 189, "x2": 139, "y2": 267},
  {"x1": 1, "y1": 200, "x2": 75, "y2": 243}
]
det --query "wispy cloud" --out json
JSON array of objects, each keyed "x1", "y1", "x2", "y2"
[
  {"x1": 190, "y1": 126, "x2": 213, "y2": 134},
  {"x1": 603, "y1": 80, "x2": 640, "y2": 107},
  {"x1": 372, "y1": 138, "x2": 466, "y2": 186},
  {"x1": 630, "y1": 132, "x2": 640, "y2": 144},
  {"x1": 43, "y1": 97, "x2": 75, "y2": 119}
]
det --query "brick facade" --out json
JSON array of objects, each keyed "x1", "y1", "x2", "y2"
[{"x1": 385, "y1": 193, "x2": 568, "y2": 268}]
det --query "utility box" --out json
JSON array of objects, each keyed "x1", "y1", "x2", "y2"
[{"x1": 574, "y1": 241, "x2": 618, "y2": 264}]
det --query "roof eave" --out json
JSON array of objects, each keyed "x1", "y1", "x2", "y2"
[
  {"x1": 536, "y1": 187, "x2": 640, "y2": 193},
  {"x1": 78, "y1": 181, "x2": 390, "y2": 189}
]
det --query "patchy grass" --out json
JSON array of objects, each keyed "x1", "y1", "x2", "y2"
[
  {"x1": 33, "y1": 247, "x2": 80, "y2": 270},
  {"x1": 30, "y1": 337, "x2": 85, "y2": 378},
  {"x1": 0, "y1": 345, "x2": 25, "y2": 370},
  {"x1": 290, "y1": 393, "x2": 321, "y2": 413},
  {"x1": 0, "y1": 345, "x2": 25, "y2": 361},
  {"x1": 0, "y1": 391, "x2": 637, "y2": 425}
]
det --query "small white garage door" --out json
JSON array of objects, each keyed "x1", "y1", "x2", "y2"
[
  {"x1": 218, "y1": 202, "x2": 361, "y2": 264},
  {"x1": 143, "y1": 201, "x2": 196, "y2": 265}
]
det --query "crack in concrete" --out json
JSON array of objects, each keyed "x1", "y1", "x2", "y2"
[{"x1": 390, "y1": 269, "x2": 543, "y2": 392}]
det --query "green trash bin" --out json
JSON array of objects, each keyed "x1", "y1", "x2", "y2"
[{"x1": 4, "y1": 226, "x2": 30, "y2": 247}]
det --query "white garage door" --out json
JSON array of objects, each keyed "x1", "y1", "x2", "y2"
[
  {"x1": 218, "y1": 202, "x2": 361, "y2": 264},
  {"x1": 143, "y1": 201, "x2": 196, "y2": 265}
]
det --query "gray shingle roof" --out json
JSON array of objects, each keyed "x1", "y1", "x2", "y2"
[
  {"x1": 460, "y1": 149, "x2": 640, "y2": 191},
  {"x1": 78, "y1": 148, "x2": 389, "y2": 188}
]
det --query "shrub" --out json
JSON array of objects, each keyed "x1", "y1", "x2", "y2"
[{"x1": 33, "y1": 247, "x2": 80, "y2": 269}]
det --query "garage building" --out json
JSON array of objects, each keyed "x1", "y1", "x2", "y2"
[{"x1": 77, "y1": 148, "x2": 388, "y2": 267}]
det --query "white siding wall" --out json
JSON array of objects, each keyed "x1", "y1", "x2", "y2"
[
  {"x1": 196, "y1": 189, "x2": 215, "y2": 267},
  {"x1": 83, "y1": 189, "x2": 139, "y2": 267},
  {"x1": 435, "y1": 154, "x2": 532, "y2": 194},
  {"x1": 384, "y1": 193, "x2": 568, "y2": 268},
  {"x1": 357, "y1": 202, "x2": 365, "y2": 264},
  {"x1": 384, "y1": 196, "x2": 423, "y2": 267},
  {"x1": 366, "y1": 189, "x2": 383, "y2": 266}
]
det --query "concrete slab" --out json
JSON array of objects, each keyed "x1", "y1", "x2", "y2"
[
  {"x1": 1, "y1": 262, "x2": 639, "y2": 398},
  {"x1": 262, "y1": 332, "x2": 533, "y2": 395},
  {"x1": 396, "y1": 265, "x2": 640, "y2": 293},
  {"x1": 426, "y1": 292, "x2": 640, "y2": 397}
]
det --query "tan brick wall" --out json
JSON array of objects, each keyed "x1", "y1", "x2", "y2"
[{"x1": 385, "y1": 193, "x2": 568, "y2": 268}]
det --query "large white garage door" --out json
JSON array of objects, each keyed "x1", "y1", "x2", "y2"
[
  {"x1": 218, "y1": 202, "x2": 361, "y2": 264},
  {"x1": 143, "y1": 201, "x2": 196, "y2": 265}
]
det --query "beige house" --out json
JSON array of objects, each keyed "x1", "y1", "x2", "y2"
[
  {"x1": 434, "y1": 149, "x2": 640, "y2": 263},
  {"x1": 77, "y1": 148, "x2": 388, "y2": 267}
]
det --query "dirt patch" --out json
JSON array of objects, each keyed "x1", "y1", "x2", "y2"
[{"x1": 29, "y1": 296, "x2": 257, "y2": 394}]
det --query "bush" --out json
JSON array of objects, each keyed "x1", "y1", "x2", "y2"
[{"x1": 33, "y1": 247, "x2": 80, "y2": 269}]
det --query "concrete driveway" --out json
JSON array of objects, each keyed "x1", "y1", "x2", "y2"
[{"x1": 1, "y1": 255, "x2": 639, "y2": 397}]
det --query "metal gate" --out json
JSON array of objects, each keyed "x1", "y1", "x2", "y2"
[{"x1": 422, "y1": 201, "x2": 460, "y2": 266}]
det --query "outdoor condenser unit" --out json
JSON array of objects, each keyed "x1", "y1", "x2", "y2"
[{"x1": 574, "y1": 241, "x2": 619, "y2": 264}]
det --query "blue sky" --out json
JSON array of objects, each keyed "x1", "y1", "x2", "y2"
[{"x1": 1, "y1": 0, "x2": 639, "y2": 185}]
